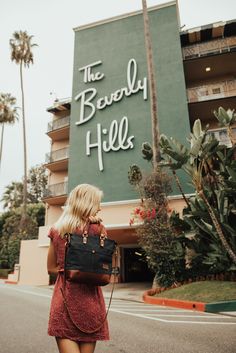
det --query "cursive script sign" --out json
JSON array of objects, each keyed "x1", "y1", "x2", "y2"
[{"x1": 75, "y1": 58, "x2": 147, "y2": 171}]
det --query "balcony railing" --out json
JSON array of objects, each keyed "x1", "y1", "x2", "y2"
[
  {"x1": 187, "y1": 79, "x2": 236, "y2": 103},
  {"x1": 207, "y1": 127, "x2": 236, "y2": 148},
  {"x1": 182, "y1": 36, "x2": 236, "y2": 59},
  {"x1": 43, "y1": 181, "x2": 68, "y2": 198},
  {"x1": 47, "y1": 115, "x2": 70, "y2": 132},
  {"x1": 45, "y1": 147, "x2": 69, "y2": 164}
]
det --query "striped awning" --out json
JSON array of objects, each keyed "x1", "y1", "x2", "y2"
[{"x1": 181, "y1": 19, "x2": 236, "y2": 46}]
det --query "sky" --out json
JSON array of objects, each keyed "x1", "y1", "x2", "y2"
[{"x1": 0, "y1": 0, "x2": 236, "y2": 211}]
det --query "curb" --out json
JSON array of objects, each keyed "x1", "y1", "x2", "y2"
[
  {"x1": 143, "y1": 290, "x2": 205, "y2": 311},
  {"x1": 206, "y1": 300, "x2": 236, "y2": 313},
  {"x1": 143, "y1": 289, "x2": 236, "y2": 313},
  {"x1": 4, "y1": 280, "x2": 17, "y2": 285}
]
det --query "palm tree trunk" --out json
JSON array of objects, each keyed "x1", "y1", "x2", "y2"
[
  {"x1": 0, "y1": 124, "x2": 4, "y2": 172},
  {"x1": 199, "y1": 189, "x2": 236, "y2": 264},
  {"x1": 142, "y1": 0, "x2": 160, "y2": 170},
  {"x1": 172, "y1": 169, "x2": 190, "y2": 208},
  {"x1": 20, "y1": 61, "x2": 27, "y2": 222}
]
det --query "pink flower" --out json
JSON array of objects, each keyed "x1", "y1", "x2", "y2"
[{"x1": 151, "y1": 208, "x2": 156, "y2": 218}]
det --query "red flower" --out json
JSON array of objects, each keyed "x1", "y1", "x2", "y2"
[
  {"x1": 139, "y1": 210, "x2": 146, "y2": 219},
  {"x1": 151, "y1": 208, "x2": 156, "y2": 218}
]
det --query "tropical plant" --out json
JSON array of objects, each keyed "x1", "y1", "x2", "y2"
[
  {"x1": 1, "y1": 164, "x2": 47, "y2": 210},
  {"x1": 1, "y1": 182, "x2": 24, "y2": 210},
  {"x1": 0, "y1": 93, "x2": 18, "y2": 171},
  {"x1": 9, "y1": 30, "x2": 37, "y2": 222},
  {"x1": 129, "y1": 170, "x2": 186, "y2": 287},
  {"x1": 0, "y1": 211, "x2": 38, "y2": 269},
  {"x1": 27, "y1": 164, "x2": 48, "y2": 202},
  {"x1": 214, "y1": 107, "x2": 236, "y2": 145},
  {"x1": 160, "y1": 113, "x2": 236, "y2": 267},
  {"x1": 0, "y1": 202, "x2": 44, "y2": 269}
]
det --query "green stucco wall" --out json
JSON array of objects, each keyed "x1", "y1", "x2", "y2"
[{"x1": 68, "y1": 3, "x2": 191, "y2": 202}]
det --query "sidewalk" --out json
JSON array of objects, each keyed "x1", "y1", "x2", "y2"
[
  {"x1": 103, "y1": 282, "x2": 236, "y2": 318},
  {"x1": 102, "y1": 282, "x2": 152, "y2": 302}
]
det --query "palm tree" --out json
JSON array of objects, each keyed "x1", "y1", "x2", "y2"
[
  {"x1": 9, "y1": 31, "x2": 37, "y2": 222},
  {"x1": 1, "y1": 181, "x2": 24, "y2": 210},
  {"x1": 0, "y1": 93, "x2": 18, "y2": 171},
  {"x1": 141, "y1": 0, "x2": 160, "y2": 169}
]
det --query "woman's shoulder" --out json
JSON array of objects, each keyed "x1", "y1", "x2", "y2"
[
  {"x1": 48, "y1": 227, "x2": 60, "y2": 240},
  {"x1": 89, "y1": 222, "x2": 107, "y2": 235}
]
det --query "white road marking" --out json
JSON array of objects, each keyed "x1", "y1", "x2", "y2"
[
  {"x1": 2, "y1": 284, "x2": 236, "y2": 325},
  {"x1": 110, "y1": 308, "x2": 236, "y2": 325},
  {"x1": 145, "y1": 314, "x2": 231, "y2": 318},
  {"x1": 0, "y1": 284, "x2": 52, "y2": 299}
]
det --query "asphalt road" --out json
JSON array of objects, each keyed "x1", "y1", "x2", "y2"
[{"x1": 0, "y1": 282, "x2": 236, "y2": 353}]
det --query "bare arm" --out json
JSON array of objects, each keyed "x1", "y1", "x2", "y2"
[{"x1": 47, "y1": 240, "x2": 60, "y2": 275}]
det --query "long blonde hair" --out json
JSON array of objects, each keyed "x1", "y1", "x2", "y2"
[{"x1": 54, "y1": 183, "x2": 103, "y2": 237}]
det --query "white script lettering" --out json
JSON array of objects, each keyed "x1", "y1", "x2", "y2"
[
  {"x1": 86, "y1": 117, "x2": 134, "y2": 171},
  {"x1": 79, "y1": 60, "x2": 105, "y2": 83},
  {"x1": 75, "y1": 58, "x2": 147, "y2": 125}
]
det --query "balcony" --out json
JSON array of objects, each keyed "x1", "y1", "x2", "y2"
[
  {"x1": 182, "y1": 36, "x2": 236, "y2": 60},
  {"x1": 43, "y1": 181, "x2": 68, "y2": 205},
  {"x1": 207, "y1": 127, "x2": 236, "y2": 148},
  {"x1": 45, "y1": 147, "x2": 69, "y2": 172},
  {"x1": 47, "y1": 115, "x2": 70, "y2": 141},
  {"x1": 187, "y1": 80, "x2": 236, "y2": 103}
]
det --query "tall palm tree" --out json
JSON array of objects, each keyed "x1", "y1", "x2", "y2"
[
  {"x1": 1, "y1": 181, "x2": 24, "y2": 210},
  {"x1": 0, "y1": 93, "x2": 18, "y2": 171},
  {"x1": 142, "y1": 0, "x2": 160, "y2": 169},
  {"x1": 9, "y1": 31, "x2": 37, "y2": 222}
]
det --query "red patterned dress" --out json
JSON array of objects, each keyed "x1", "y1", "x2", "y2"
[{"x1": 47, "y1": 224, "x2": 109, "y2": 343}]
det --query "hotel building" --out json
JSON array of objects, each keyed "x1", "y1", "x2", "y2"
[{"x1": 9, "y1": 1, "x2": 236, "y2": 285}]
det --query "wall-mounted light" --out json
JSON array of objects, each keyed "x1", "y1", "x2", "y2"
[{"x1": 205, "y1": 67, "x2": 211, "y2": 72}]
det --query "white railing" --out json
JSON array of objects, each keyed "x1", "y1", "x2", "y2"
[
  {"x1": 45, "y1": 147, "x2": 69, "y2": 164},
  {"x1": 207, "y1": 127, "x2": 236, "y2": 148},
  {"x1": 47, "y1": 115, "x2": 70, "y2": 132},
  {"x1": 182, "y1": 36, "x2": 236, "y2": 59},
  {"x1": 43, "y1": 181, "x2": 68, "y2": 198},
  {"x1": 187, "y1": 80, "x2": 236, "y2": 103}
]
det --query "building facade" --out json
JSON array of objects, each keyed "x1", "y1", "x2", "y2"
[{"x1": 10, "y1": 1, "x2": 236, "y2": 285}]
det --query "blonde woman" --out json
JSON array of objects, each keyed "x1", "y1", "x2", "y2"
[{"x1": 47, "y1": 184, "x2": 109, "y2": 353}]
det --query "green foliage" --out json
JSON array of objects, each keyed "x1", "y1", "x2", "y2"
[
  {"x1": 1, "y1": 182, "x2": 24, "y2": 209},
  {"x1": 7, "y1": 236, "x2": 21, "y2": 269},
  {"x1": 0, "y1": 200, "x2": 45, "y2": 269},
  {"x1": 27, "y1": 203, "x2": 45, "y2": 227},
  {"x1": 141, "y1": 142, "x2": 153, "y2": 161},
  {"x1": 0, "y1": 93, "x2": 18, "y2": 124},
  {"x1": 160, "y1": 111, "x2": 236, "y2": 275},
  {"x1": 1, "y1": 164, "x2": 48, "y2": 210},
  {"x1": 10, "y1": 31, "x2": 37, "y2": 66},
  {"x1": 214, "y1": 107, "x2": 236, "y2": 127},
  {"x1": 128, "y1": 164, "x2": 142, "y2": 186},
  {"x1": 0, "y1": 269, "x2": 11, "y2": 278},
  {"x1": 129, "y1": 169, "x2": 187, "y2": 287},
  {"x1": 27, "y1": 164, "x2": 48, "y2": 202},
  {"x1": 155, "y1": 281, "x2": 236, "y2": 302}
]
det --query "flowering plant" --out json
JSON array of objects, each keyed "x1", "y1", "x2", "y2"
[
  {"x1": 129, "y1": 206, "x2": 156, "y2": 226},
  {"x1": 129, "y1": 204, "x2": 172, "y2": 226}
]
